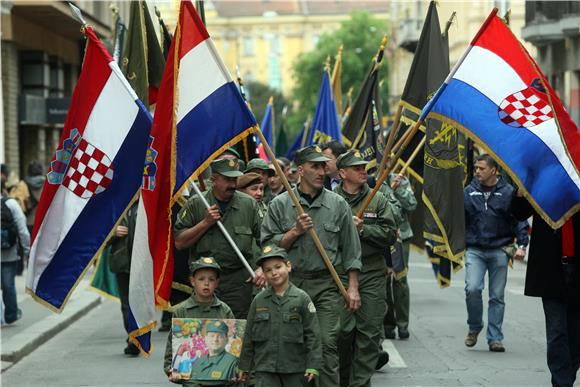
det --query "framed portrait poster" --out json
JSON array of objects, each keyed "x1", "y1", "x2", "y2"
[{"x1": 171, "y1": 318, "x2": 246, "y2": 381}]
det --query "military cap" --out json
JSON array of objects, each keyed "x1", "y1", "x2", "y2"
[
  {"x1": 336, "y1": 149, "x2": 368, "y2": 169},
  {"x1": 245, "y1": 158, "x2": 274, "y2": 176},
  {"x1": 211, "y1": 158, "x2": 243, "y2": 178},
  {"x1": 256, "y1": 245, "x2": 289, "y2": 266},
  {"x1": 220, "y1": 147, "x2": 241, "y2": 159},
  {"x1": 206, "y1": 320, "x2": 229, "y2": 336},
  {"x1": 294, "y1": 145, "x2": 331, "y2": 165},
  {"x1": 237, "y1": 172, "x2": 262, "y2": 189},
  {"x1": 189, "y1": 257, "x2": 222, "y2": 275}
]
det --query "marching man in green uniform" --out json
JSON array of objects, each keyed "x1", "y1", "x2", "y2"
[
  {"x1": 261, "y1": 145, "x2": 362, "y2": 387},
  {"x1": 164, "y1": 257, "x2": 235, "y2": 386},
  {"x1": 334, "y1": 150, "x2": 399, "y2": 387},
  {"x1": 174, "y1": 158, "x2": 266, "y2": 319},
  {"x1": 238, "y1": 245, "x2": 322, "y2": 386}
]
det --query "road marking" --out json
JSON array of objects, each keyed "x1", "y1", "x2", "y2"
[{"x1": 382, "y1": 340, "x2": 407, "y2": 368}]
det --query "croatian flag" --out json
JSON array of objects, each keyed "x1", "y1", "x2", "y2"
[
  {"x1": 423, "y1": 9, "x2": 580, "y2": 228},
  {"x1": 129, "y1": 0, "x2": 257, "y2": 352},
  {"x1": 26, "y1": 27, "x2": 151, "y2": 312},
  {"x1": 257, "y1": 99, "x2": 274, "y2": 160}
]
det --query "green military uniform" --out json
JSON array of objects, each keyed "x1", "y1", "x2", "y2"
[
  {"x1": 239, "y1": 246, "x2": 322, "y2": 387},
  {"x1": 164, "y1": 258, "x2": 235, "y2": 387},
  {"x1": 333, "y1": 151, "x2": 398, "y2": 387},
  {"x1": 174, "y1": 159, "x2": 261, "y2": 319},
  {"x1": 380, "y1": 173, "x2": 418, "y2": 337},
  {"x1": 260, "y1": 146, "x2": 362, "y2": 387},
  {"x1": 190, "y1": 321, "x2": 238, "y2": 383}
]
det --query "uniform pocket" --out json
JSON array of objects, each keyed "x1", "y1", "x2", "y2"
[
  {"x1": 234, "y1": 225, "x2": 254, "y2": 253},
  {"x1": 281, "y1": 312, "x2": 304, "y2": 343},
  {"x1": 321, "y1": 223, "x2": 340, "y2": 253},
  {"x1": 252, "y1": 312, "x2": 270, "y2": 341}
]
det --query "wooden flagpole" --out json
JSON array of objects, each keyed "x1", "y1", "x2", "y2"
[{"x1": 255, "y1": 129, "x2": 349, "y2": 301}]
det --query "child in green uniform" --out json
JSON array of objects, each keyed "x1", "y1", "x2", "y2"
[
  {"x1": 238, "y1": 245, "x2": 322, "y2": 387},
  {"x1": 164, "y1": 257, "x2": 235, "y2": 387}
]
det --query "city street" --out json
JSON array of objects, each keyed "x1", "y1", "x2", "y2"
[{"x1": 2, "y1": 249, "x2": 553, "y2": 387}]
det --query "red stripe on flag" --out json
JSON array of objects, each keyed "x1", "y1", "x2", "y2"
[
  {"x1": 178, "y1": 1, "x2": 210, "y2": 60},
  {"x1": 32, "y1": 28, "x2": 112, "y2": 244}
]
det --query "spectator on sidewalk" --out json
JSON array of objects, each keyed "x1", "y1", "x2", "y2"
[
  {"x1": 463, "y1": 154, "x2": 528, "y2": 352},
  {"x1": 1, "y1": 164, "x2": 30, "y2": 325}
]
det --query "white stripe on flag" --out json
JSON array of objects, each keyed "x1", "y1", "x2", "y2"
[
  {"x1": 26, "y1": 69, "x2": 141, "y2": 291},
  {"x1": 453, "y1": 46, "x2": 527, "y2": 106},
  {"x1": 176, "y1": 39, "x2": 229, "y2": 123},
  {"x1": 129, "y1": 198, "x2": 156, "y2": 329}
]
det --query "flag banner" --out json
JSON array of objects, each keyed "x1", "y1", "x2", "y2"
[
  {"x1": 331, "y1": 45, "x2": 343, "y2": 118},
  {"x1": 89, "y1": 245, "x2": 120, "y2": 301},
  {"x1": 285, "y1": 123, "x2": 307, "y2": 161},
  {"x1": 276, "y1": 107, "x2": 289, "y2": 157},
  {"x1": 25, "y1": 26, "x2": 152, "y2": 313},
  {"x1": 129, "y1": 1, "x2": 258, "y2": 354},
  {"x1": 122, "y1": 0, "x2": 165, "y2": 106},
  {"x1": 112, "y1": 12, "x2": 126, "y2": 63},
  {"x1": 342, "y1": 56, "x2": 384, "y2": 173},
  {"x1": 257, "y1": 99, "x2": 274, "y2": 159},
  {"x1": 306, "y1": 71, "x2": 342, "y2": 145},
  {"x1": 424, "y1": 9, "x2": 580, "y2": 228}
]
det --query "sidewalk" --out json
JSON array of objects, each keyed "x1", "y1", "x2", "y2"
[{"x1": 1, "y1": 270, "x2": 101, "y2": 372}]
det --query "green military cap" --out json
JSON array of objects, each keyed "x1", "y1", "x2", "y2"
[
  {"x1": 220, "y1": 147, "x2": 241, "y2": 159},
  {"x1": 189, "y1": 257, "x2": 222, "y2": 275},
  {"x1": 294, "y1": 145, "x2": 331, "y2": 165},
  {"x1": 336, "y1": 149, "x2": 368, "y2": 169},
  {"x1": 256, "y1": 245, "x2": 289, "y2": 266},
  {"x1": 211, "y1": 158, "x2": 243, "y2": 178},
  {"x1": 245, "y1": 158, "x2": 274, "y2": 176},
  {"x1": 206, "y1": 320, "x2": 229, "y2": 335}
]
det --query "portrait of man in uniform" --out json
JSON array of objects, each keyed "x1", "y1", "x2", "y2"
[{"x1": 171, "y1": 318, "x2": 245, "y2": 381}]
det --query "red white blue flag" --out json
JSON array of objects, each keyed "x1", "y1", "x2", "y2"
[
  {"x1": 422, "y1": 9, "x2": 580, "y2": 228},
  {"x1": 26, "y1": 27, "x2": 152, "y2": 311},
  {"x1": 128, "y1": 0, "x2": 257, "y2": 353}
]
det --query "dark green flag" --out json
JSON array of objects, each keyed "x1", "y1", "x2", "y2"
[
  {"x1": 122, "y1": 1, "x2": 165, "y2": 107},
  {"x1": 418, "y1": 2, "x2": 466, "y2": 288},
  {"x1": 276, "y1": 107, "x2": 289, "y2": 156},
  {"x1": 342, "y1": 40, "x2": 386, "y2": 173}
]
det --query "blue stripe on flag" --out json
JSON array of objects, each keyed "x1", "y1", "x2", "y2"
[
  {"x1": 175, "y1": 82, "x2": 256, "y2": 192},
  {"x1": 35, "y1": 107, "x2": 152, "y2": 309},
  {"x1": 430, "y1": 79, "x2": 580, "y2": 220},
  {"x1": 127, "y1": 308, "x2": 151, "y2": 353}
]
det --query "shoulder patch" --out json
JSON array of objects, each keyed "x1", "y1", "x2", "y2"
[
  {"x1": 307, "y1": 302, "x2": 316, "y2": 313},
  {"x1": 211, "y1": 370, "x2": 222, "y2": 379}
]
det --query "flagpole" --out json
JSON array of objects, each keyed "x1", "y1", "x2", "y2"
[
  {"x1": 255, "y1": 129, "x2": 349, "y2": 302},
  {"x1": 356, "y1": 118, "x2": 424, "y2": 218},
  {"x1": 269, "y1": 96, "x2": 276, "y2": 154},
  {"x1": 190, "y1": 182, "x2": 256, "y2": 279},
  {"x1": 377, "y1": 104, "x2": 403, "y2": 177}
]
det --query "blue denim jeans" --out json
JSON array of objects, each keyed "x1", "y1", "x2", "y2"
[
  {"x1": 542, "y1": 295, "x2": 580, "y2": 386},
  {"x1": 465, "y1": 247, "x2": 508, "y2": 344},
  {"x1": 1, "y1": 261, "x2": 19, "y2": 323}
]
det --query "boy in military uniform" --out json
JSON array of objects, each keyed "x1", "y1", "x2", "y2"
[
  {"x1": 245, "y1": 158, "x2": 275, "y2": 204},
  {"x1": 174, "y1": 158, "x2": 265, "y2": 319},
  {"x1": 334, "y1": 150, "x2": 398, "y2": 386},
  {"x1": 238, "y1": 245, "x2": 322, "y2": 387},
  {"x1": 164, "y1": 257, "x2": 235, "y2": 387}
]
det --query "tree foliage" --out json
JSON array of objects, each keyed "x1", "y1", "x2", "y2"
[{"x1": 288, "y1": 11, "x2": 389, "y2": 136}]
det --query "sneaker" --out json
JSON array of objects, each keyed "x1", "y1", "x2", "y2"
[
  {"x1": 124, "y1": 342, "x2": 140, "y2": 356},
  {"x1": 489, "y1": 342, "x2": 505, "y2": 352},
  {"x1": 375, "y1": 350, "x2": 389, "y2": 370},
  {"x1": 384, "y1": 327, "x2": 396, "y2": 340},
  {"x1": 465, "y1": 330, "x2": 480, "y2": 347},
  {"x1": 398, "y1": 327, "x2": 410, "y2": 340}
]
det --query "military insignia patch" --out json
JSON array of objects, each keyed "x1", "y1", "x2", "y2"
[
  {"x1": 354, "y1": 151, "x2": 361, "y2": 158},
  {"x1": 228, "y1": 160, "x2": 235, "y2": 167},
  {"x1": 314, "y1": 146, "x2": 322, "y2": 153},
  {"x1": 263, "y1": 246, "x2": 272, "y2": 253},
  {"x1": 363, "y1": 212, "x2": 378, "y2": 219},
  {"x1": 308, "y1": 302, "x2": 316, "y2": 313},
  {"x1": 203, "y1": 257, "x2": 213, "y2": 264},
  {"x1": 211, "y1": 371, "x2": 222, "y2": 379}
]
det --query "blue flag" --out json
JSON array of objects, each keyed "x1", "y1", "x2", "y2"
[
  {"x1": 258, "y1": 101, "x2": 274, "y2": 147},
  {"x1": 286, "y1": 122, "x2": 307, "y2": 160},
  {"x1": 306, "y1": 71, "x2": 341, "y2": 145}
]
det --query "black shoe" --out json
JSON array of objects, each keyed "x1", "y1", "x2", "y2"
[
  {"x1": 375, "y1": 350, "x2": 389, "y2": 370},
  {"x1": 124, "y1": 342, "x2": 140, "y2": 356},
  {"x1": 5, "y1": 308, "x2": 22, "y2": 325},
  {"x1": 384, "y1": 327, "x2": 396, "y2": 339},
  {"x1": 398, "y1": 327, "x2": 410, "y2": 340}
]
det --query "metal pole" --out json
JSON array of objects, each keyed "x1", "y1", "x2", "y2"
[{"x1": 190, "y1": 181, "x2": 256, "y2": 279}]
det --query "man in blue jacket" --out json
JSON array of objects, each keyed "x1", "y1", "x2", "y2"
[{"x1": 463, "y1": 154, "x2": 529, "y2": 353}]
